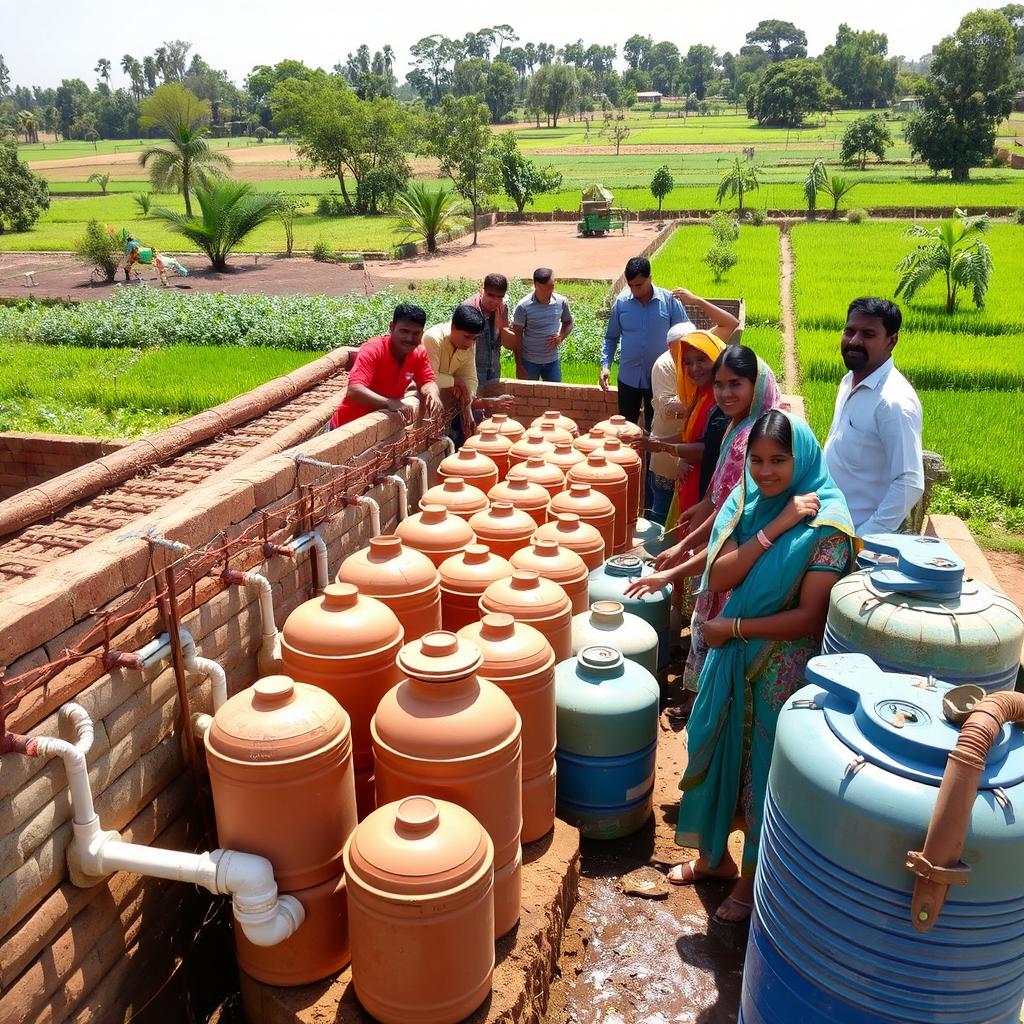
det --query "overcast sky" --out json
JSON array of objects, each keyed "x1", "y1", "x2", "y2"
[{"x1": 2, "y1": 0, "x2": 1009, "y2": 90}]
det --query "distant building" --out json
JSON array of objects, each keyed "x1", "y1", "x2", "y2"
[
  {"x1": 896, "y1": 96, "x2": 922, "y2": 113},
  {"x1": 636, "y1": 91, "x2": 663, "y2": 103},
  {"x1": 1014, "y1": 92, "x2": 1024, "y2": 113}
]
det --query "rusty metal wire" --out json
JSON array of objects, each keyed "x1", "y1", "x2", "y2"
[{"x1": 1, "y1": 415, "x2": 453, "y2": 720}]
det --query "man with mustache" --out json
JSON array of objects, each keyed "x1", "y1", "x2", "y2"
[{"x1": 824, "y1": 297, "x2": 923, "y2": 537}]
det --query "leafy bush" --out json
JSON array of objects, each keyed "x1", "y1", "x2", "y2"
[
  {"x1": 311, "y1": 238, "x2": 334, "y2": 262},
  {"x1": 990, "y1": 154, "x2": 1008, "y2": 168},
  {"x1": 74, "y1": 219, "x2": 122, "y2": 281},
  {"x1": 746, "y1": 207, "x2": 768, "y2": 226},
  {"x1": 133, "y1": 192, "x2": 153, "y2": 216},
  {"x1": 703, "y1": 242, "x2": 738, "y2": 282},
  {"x1": 0, "y1": 139, "x2": 49, "y2": 232},
  {"x1": 708, "y1": 211, "x2": 740, "y2": 244},
  {"x1": 846, "y1": 208, "x2": 869, "y2": 224},
  {"x1": 1014, "y1": 208, "x2": 1024, "y2": 226},
  {"x1": 316, "y1": 195, "x2": 347, "y2": 217}
]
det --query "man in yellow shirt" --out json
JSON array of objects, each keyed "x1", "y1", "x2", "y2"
[{"x1": 423, "y1": 304, "x2": 513, "y2": 441}]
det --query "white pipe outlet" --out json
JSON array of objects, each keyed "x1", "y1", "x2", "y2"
[
  {"x1": 440, "y1": 437, "x2": 456, "y2": 458},
  {"x1": 25, "y1": 703, "x2": 303, "y2": 948},
  {"x1": 239, "y1": 570, "x2": 283, "y2": 677},
  {"x1": 290, "y1": 530, "x2": 329, "y2": 595},
  {"x1": 358, "y1": 495, "x2": 381, "y2": 538},
  {"x1": 386, "y1": 475, "x2": 409, "y2": 521},
  {"x1": 407, "y1": 456, "x2": 429, "y2": 505}
]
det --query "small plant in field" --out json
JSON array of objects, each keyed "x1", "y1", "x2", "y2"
[
  {"x1": 604, "y1": 119, "x2": 631, "y2": 156},
  {"x1": 394, "y1": 183, "x2": 468, "y2": 254},
  {"x1": 75, "y1": 219, "x2": 122, "y2": 281},
  {"x1": 715, "y1": 156, "x2": 761, "y2": 213},
  {"x1": 276, "y1": 196, "x2": 305, "y2": 257},
  {"x1": 254, "y1": 126, "x2": 270, "y2": 143},
  {"x1": 747, "y1": 207, "x2": 767, "y2": 226},
  {"x1": 704, "y1": 243, "x2": 738, "y2": 282},
  {"x1": 846, "y1": 208, "x2": 868, "y2": 224},
  {"x1": 133, "y1": 193, "x2": 152, "y2": 217},
  {"x1": 804, "y1": 160, "x2": 859, "y2": 218},
  {"x1": 311, "y1": 238, "x2": 334, "y2": 262},
  {"x1": 1014, "y1": 208, "x2": 1024, "y2": 225},
  {"x1": 895, "y1": 209, "x2": 993, "y2": 313},
  {"x1": 709, "y1": 211, "x2": 740, "y2": 244},
  {"x1": 650, "y1": 165, "x2": 674, "y2": 214},
  {"x1": 87, "y1": 172, "x2": 111, "y2": 195}
]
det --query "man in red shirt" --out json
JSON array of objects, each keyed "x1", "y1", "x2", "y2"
[{"x1": 330, "y1": 304, "x2": 444, "y2": 429}]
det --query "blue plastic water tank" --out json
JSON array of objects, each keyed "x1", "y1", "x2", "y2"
[
  {"x1": 824, "y1": 534, "x2": 1023, "y2": 693},
  {"x1": 740, "y1": 653, "x2": 1024, "y2": 1024},
  {"x1": 554, "y1": 645, "x2": 659, "y2": 839}
]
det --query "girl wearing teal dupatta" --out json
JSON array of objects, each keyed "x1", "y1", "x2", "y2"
[{"x1": 669, "y1": 410, "x2": 854, "y2": 924}]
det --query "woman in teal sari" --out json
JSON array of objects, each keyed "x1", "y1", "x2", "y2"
[{"x1": 668, "y1": 410, "x2": 855, "y2": 923}]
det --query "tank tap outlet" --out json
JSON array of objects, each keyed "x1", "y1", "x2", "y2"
[
  {"x1": 221, "y1": 569, "x2": 282, "y2": 676},
  {"x1": 403, "y1": 454, "x2": 430, "y2": 504},
  {"x1": 289, "y1": 530, "x2": 329, "y2": 595},
  {"x1": 385, "y1": 474, "x2": 409, "y2": 521}
]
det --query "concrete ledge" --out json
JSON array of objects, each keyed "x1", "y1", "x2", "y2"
[
  {"x1": 239, "y1": 819, "x2": 581, "y2": 1024},
  {"x1": 925, "y1": 514, "x2": 1002, "y2": 590}
]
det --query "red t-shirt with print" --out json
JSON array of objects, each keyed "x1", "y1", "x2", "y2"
[{"x1": 330, "y1": 334, "x2": 435, "y2": 429}]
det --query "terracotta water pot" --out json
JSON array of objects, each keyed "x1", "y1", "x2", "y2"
[
  {"x1": 594, "y1": 413, "x2": 644, "y2": 443},
  {"x1": 531, "y1": 409, "x2": 580, "y2": 438},
  {"x1": 478, "y1": 411, "x2": 525, "y2": 444},
  {"x1": 462, "y1": 428, "x2": 512, "y2": 481},
  {"x1": 572, "y1": 426, "x2": 608, "y2": 457},
  {"x1": 533, "y1": 512, "x2": 606, "y2": 572},
  {"x1": 438, "y1": 544, "x2": 514, "y2": 632},
  {"x1": 517, "y1": 454, "x2": 566, "y2": 501},
  {"x1": 596, "y1": 436, "x2": 643, "y2": 531},
  {"x1": 396, "y1": 502, "x2": 475, "y2": 568},
  {"x1": 567, "y1": 454, "x2": 629, "y2": 554},
  {"x1": 545, "y1": 440, "x2": 585, "y2": 476},
  {"x1": 547, "y1": 483, "x2": 616, "y2": 557},
  {"x1": 282, "y1": 583, "x2": 404, "y2": 818},
  {"x1": 479, "y1": 569, "x2": 573, "y2": 663},
  {"x1": 336, "y1": 535, "x2": 441, "y2": 644},
  {"x1": 420, "y1": 476, "x2": 489, "y2": 522},
  {"x1": 467, "y1": 501, "x2": 537, "y2": 560},
  {"x1": 487, "y1": 469, "x2": 551, "y2": 527},
  {"x1": 534, "y1": 420, "x2": 574, "y2": 446},
  {"x1": 510, "y1": 539, "x2": 589, "y2": 615},
  {"x1": 508, "y1": 429, "x2": 556, "y2": 469},
  {"x1": 372, "y1": 633, "x2": 523, "y2": 937},
  {"x1": 458, "y1": 613, "x2": 557, "y2": 842},
  {"x1": 344, "y1": 795, "x2": 494, "y2": 1023},
  {"x1": 437, "y1": 447, "x2": 498, "y2": 496}
]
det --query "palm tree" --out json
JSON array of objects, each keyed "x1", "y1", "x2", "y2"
[
  {"x1": 87, "y1": 172, "x2": 111, "y2": 194},
  {"x1": 142, "y1": 56, "x2": 158, "y2": 93},
  {"x1": 716, "y1": 157, "x2": 761, "y2": 213},
  {"x1": 394, "y1": 183, "x2": 469, "y2": 254},
  {"x1": 121, "y1": 54, "x2": 144, "y2": 102},
  {"x1": 803, "y1": 159, "x2": 826, "y2": 219},
  {"x1": 17, "y1": 110, "x2": 38, "y2": 144},
  {"x1": 95, "y1": 58, "x2": 111, "y2": 87},
  {"x1": 803, "y1": 161, "x2": 859, "y2": 218},
  {"x1": 138, "y1": 83, "x2": 231, "y2": 216},
  {"x1": 154, "y1": 180, "x2": 285, "y2": 270},
  {"x1": 895, "y1": 210, "x2": 993, "y2": 314}
]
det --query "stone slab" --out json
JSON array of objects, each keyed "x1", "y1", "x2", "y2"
[{"x1": 239, "y1": 819, "x2": 580, "y2": 1024}]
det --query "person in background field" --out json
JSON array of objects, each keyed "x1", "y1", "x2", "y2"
[
  {"x1": 824, "y1": 297, "x2": 923, "y2": 537},
  {"x1": 466, "y1": 272, "x2": 524, "y2": 385},
  {"x1": 422, "y1": 304, "x2": 513, "y2": 445},
  {"x1": 512, "y1": 267, "x2": 574, "y2": 383},
  {"x1": 668, "y1": 411, "x2": 854, "y2": 924},
  {"x1": 600, "y1": 256, "x2": 739, "y2": 432},
  {"x1": 329, "y1": 304, "x2": 443, "y2": 430}
]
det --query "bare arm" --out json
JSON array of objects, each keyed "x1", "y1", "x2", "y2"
[
  {"x1": 419, "y1": 381, "x2": 444, "y2": 421},
  {"x1": 347, "y1": 382, "x2": 414, "y2": 423},
  {"x1": 672, "y1": 288, "x2": 740, "y2": 342}
]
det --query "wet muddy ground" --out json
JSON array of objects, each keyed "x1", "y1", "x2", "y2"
[{"x1": 546, "y1": 668, "x2": 748, "y2": 1024}]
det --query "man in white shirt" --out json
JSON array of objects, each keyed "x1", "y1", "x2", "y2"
[{"x1": 824, "y1": 297, "x2": 924, "y2": 537}]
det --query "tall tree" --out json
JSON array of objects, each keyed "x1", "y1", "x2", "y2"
[
  {"x1": 94, "y1": 58, "x2": 112, "y2": 87},
  {"x1": 138, "y1": 83, "x2": 230, "y2": 215},
  {"x1": 492, "y1": 25, "x2": 518, "y2": 56},
  {"x1": 0, "y1": 54, "x2": 10, "y2": 97},
  {"x1": 0, "y1": 139, "x2": 49, "y2": 231},
  {"x1": 998, "y1": 3, "x2": 1024, "y2": 53},
  {"x1": 142, "y1": 56, "x2": 158, "y2": 93},
  {"x1": 426, "y1": 95, "x2": 499, "y2": 244},
  {"x1": 408, "y1": 35, "x2": 460, "y2": 105},
  {"x1": 745, "y1": 20, "x2": 807, "y2": 61},
  {"x1": 121, "y1": 55, "x2": 144, "y2": 102},
  {"x1": 527, "y1": 64, "x2": 579, "y2": 128},
  {"x1": 820, "y1": 25, "x2": 898, "y2": 108},
  {"x1": 841, "y1": 113, "x2": 893, "y2": 168},
  {"x1": 493, "y1": 131, "x2": 562, "y2": 213},
  {"x1": 684, "y1": 45, "x2": 719, "y2": 100},
  {"x1": 485, "y1": 61, "x2": 519, "y2": 122},
  {"x1": 623, "y1": 35, "x2": 653, "y2": 71},
  {"x1": 904, "y1": 9, "x2": 1016, "y2": 182},
  {"x1": 746, "y1": 60, "x2": 839, "y2": 127}
]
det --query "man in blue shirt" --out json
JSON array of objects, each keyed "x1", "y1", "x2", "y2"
[
  {"x1": 599, "y1": 256, "x2": 739, "y2": 430},
  {"x1": 512, "y1": 267, "x2": 574, "y2": 382}
]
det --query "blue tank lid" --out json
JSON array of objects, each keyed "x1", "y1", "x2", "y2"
[
  {"x1": 804, "y1": 654, "x2": 1024, "y2": 788},
  {"x1": 859, "y1": 534, "x2": 964, "y2": 598},
  {"x1": 601, "y1": 555, "x2": 648, "y2": 578}
]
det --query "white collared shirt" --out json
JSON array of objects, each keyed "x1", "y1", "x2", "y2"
[{"x1": 824, "y1": 358, "x2": 924, "y2": 537}]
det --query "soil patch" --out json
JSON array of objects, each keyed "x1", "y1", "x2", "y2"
[
  {"x1": 985, "y1": 549, "x2": 1024, "y2": 612},
  {"x1": 527, "y1": 141, "x2": 833, "y2": 156}
]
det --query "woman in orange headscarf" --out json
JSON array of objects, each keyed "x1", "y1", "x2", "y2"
[{"x1": 642, "y1": 327, "x2": 727, "y2": 526}]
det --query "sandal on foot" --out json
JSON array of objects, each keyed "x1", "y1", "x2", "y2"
[
  {"x1": 667, "y1": 860, "x2": 739, "y2": 886},
  {"x1": 714, "y1": 895, "x2": 754, "y2": 924}
]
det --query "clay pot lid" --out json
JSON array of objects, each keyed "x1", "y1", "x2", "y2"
[
  {"x1": 600, "y1": 414, "x2": 643, "y2": 439},
  {"x1": 532, "y1": 410, "x2": 579, "y2": 435},
  {"x1": 468, "y1": 429, "x2": 512, "y2": 451},
  {"x1": 439, "y1": 544, "x2": 513, "y2": 589},
  {"x1": 423, "y1": 477, "x2": 488, "y2": 512},
  {"x1": 548, "y1": 512, "x2": 601, "y2": 539},
  {"x1": 589, "y1": 600, "x2": 626, "y2": 627},
  {"x1": 282, "y1": 582, "x2": 403, "y2": 656},
  {"x1": 337, "y1": 535, "x2": 439, "y2": 595},
  {"x1": 208, "y1": 675, "x2": 349, "y2": 762},
  {"x1": 511, "y1": 539, "x2": 587, "y2": 582},
  {"x1": 551, "y1": 484, "x2": 615, "y2": 514},
  {"x1": 439, "y1": 448, "x2": 498, "y2": 474},
  {"x1": 481, "y1": 569, "x2": 572, "y2": 617},
  {"x1": 491, "y1": 472, "x2": 548, "y2": 503},
  {"x1": 535, "y1": 422, "x2": 574, "y2": 444},
  {"x1": 577, "y1": 644, "x2": 625, "y2": 675},
  {"x1": 574, "y1": 454, "x2": 627, "y2": 482},
  {"x1": 346, "y1": 795, "x2": 492, "y2": 896},
  {"x1": 469, "y1": 501, "x2": 534, "y2": 529},
  {"x1": 458, "y1": 613, "x2": 555, "y2": 677},
  {"x1": 510, "y1": 431, "x2": 555, "y2": 456},
  {"x1": 599, "y1": 437, "x2": 641, "y2": 464},
  {"x1": 397, "y1": 630, "x2": 483, "y2": 682},
  {"x1": 522, "y1": 456, "x2": 564, "y2": 481}
]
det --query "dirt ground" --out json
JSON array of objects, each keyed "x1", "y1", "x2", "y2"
[
  {"x1": 986, "y1": 549, "x2": 1024, "y2": 611},
  {"x1": 546, "y1": 662, "x2": 747, "y2": 1024}
]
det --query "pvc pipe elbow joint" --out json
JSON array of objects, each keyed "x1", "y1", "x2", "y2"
[
  {"x1": 358, "y1": 495, "x2": 381, "y2": 537},
  {"x1": 215, "y1": 848, "x2": 306, "y2": 947},
  {"x1": 386, "y1": 474, "x2": 409, "y2": 521}
]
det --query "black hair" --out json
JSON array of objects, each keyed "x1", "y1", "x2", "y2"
[
  {"x1": 533, "y1": 267, "x2": 554, "y2": 284},
  {"x1": 391, "y1": 303, "x2": 427, "y2": 328},
  {"x1": 847, "y1": 297, "x2": 902, "y2": 336},
  {"x1": 711, "y1": 344, "x2": 758, "y2": 385},
  {"x1": 748, "y1": 409, "x2": 792, "y2": 453},
  {"x1": 451, "y1": 304, "x2": 486, "y2": 333},
  {"x1": 483, "y1": 272, "x2": 508, "y2": 293},
  {"x1": 624, "y1": 256, "x2": 651, "y2": 281}
]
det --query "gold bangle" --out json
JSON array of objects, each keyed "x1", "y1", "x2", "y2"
[
  {"x1": 731, "y1": 617, "x2": 739, "y2": 640},
  {"x1": 736, "y1": 617, "x2": 747, "y2": 643}
]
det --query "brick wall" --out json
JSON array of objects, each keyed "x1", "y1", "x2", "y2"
[
  {"x1": 0, "y1": 434, "x2": 128, "y2": 501},
  {"x1": 501, "y1": 380, "x2": 619, "y2": 434},
  {"x1": 0, "y1": 410, "x2": 446, "y2": 1024}
]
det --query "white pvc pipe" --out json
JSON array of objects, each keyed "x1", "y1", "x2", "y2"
[
  {"x1": 290, "y1": 530, "x2": 329, "y2": 595},
  {"x1": 386, "y1": 474, "x2": 409, "y2": 521},
  {"x1": 441, "y1": 437, "x2": 456, "y2": 458},
  {"x1": 408, "y1": 456, "x2": 429, "y2": 505},
  {"x1": 240, "y1": 570, "x2": 283, "y2": 676},
  {"x1": 358, "y1": 495, "x2": 381, "y2": 538},
  {"x1": 26, "y1": 703, "x2": 305, "y2": 948}
]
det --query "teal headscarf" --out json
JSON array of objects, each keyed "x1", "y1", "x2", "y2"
[{"x1": 676, "y1": 412, "x2": 854, "y2": 866}]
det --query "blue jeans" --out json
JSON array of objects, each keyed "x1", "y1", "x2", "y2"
[
  {"x1": 521, "y1": 358, "x2": 562, "y2": 382},
  {"x1": 647, "y1": 470, "x2": 675, "y2": 526}
]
